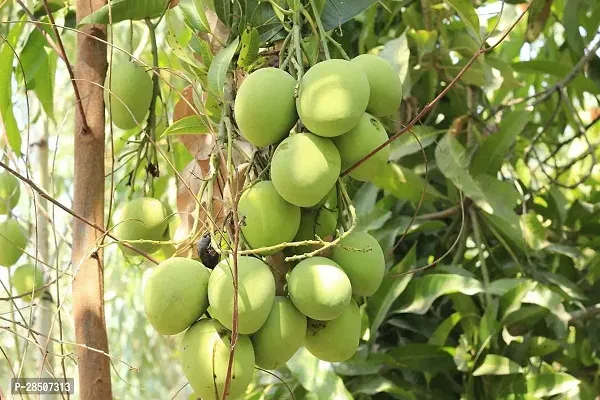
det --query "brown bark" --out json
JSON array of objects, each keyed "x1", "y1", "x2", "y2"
[{"x1": 72, "y1": 0, "x2": 112, "y2": 398}]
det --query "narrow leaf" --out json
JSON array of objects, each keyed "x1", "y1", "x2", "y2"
[
  {"x1": 526, "y1": 373, "x2": 580, "y2": 397},
  {"x1": 390, "y1": 126, "x2": 443, "y2": 160},
  {"x1": 321, "y1": 0, "x2": 378, "y2": 31},
  {"x1": 473, "y1": 355, "x2": 523, "y2": 376},
  {"x1": 208, "y1": 37, "x2": 239, "y2": 98},
  {"x1": 442, "y1": 0, "x2": 482, "y2": 40},
  {"x1": 470, "y1": 111, "x2": 531, "y2": 174},
  {"x1": 388, "y1": 344, "x2": 456, "y2": 373},
  {"x1": 0, "y1": 19, "x2": 25, "y2": 155},
  {"x1": 161, "y1": 115, "x2": 209, "y2": 137},
  {"x1": 372, "y1": 163, "x2": 445, "y2": 203}
]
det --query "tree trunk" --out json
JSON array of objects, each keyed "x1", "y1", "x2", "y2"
[{"x1": 72, "y1": 0, "x2": 112, "y2": 398}]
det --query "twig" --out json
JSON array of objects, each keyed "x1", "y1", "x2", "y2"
[{"x1": 309, "y1": 0, "x2": 330, "y2": 59}]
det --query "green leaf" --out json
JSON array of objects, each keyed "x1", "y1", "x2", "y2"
[
  {"x1": 207, "y1": 37, "x2": 239, "y2": 98},
  {"x1": 473, "y1": 355, "x2": 524, "y2": 376},
  {"x1": 213, "y1": 0, "x2": 232, "y2": 26},
  {"x1": 498, "y1": 280, "x2": 537, "y2": 321},
  {"x1": 15, "y1": 28, "x2": 47, "y2": 85},
  {"x1": 0, "y1": 19, "x2": 25, "y2": 155},
  {"x1": 367, "y1": 244, "x2": 416, "y2": 337},
  {"x1": 237, "y1": 27, "x2": 260, "y2": 69},
  {"x1": 394, "y1": 274, "x2": 484, "y2": 315},
  {"x1": 351, "y1": 376, "x2": 417, "y2": 399},
  {"x1": 372, "y1": 163, "x2": 445, "y2": 203},
  {"x1": 429, "y1": 312, "x2": 472, "y2": 346},
  {"x1": 388, "y1": 344, "x2": 456, "y2": 373},
  {"x1": 526, "y1": 373, "x2": 580, "y2": 397},
  {"x1": 389, "y1": 126, "x2": 443, "y2": 160},
  {"x1": 286, "y1": 347, "x2": 353, "y2": 400},
  {"x1": 161, "y1": 116, "x2": 209, "y2": 137},
  {"x1": 442, "y1": 0, "x2": 482, "y2": 40},
  {"x1": 332, "y1": 353, "x2": 393, "y2": 376},
  {"x1": 520, "y1": 211, "x2": 547, "y2": 250},
  {"x1": 471, "y1": 110, "x2": 531, "y2": 175},
  {"x1": 486, "y1": 56, "x2": 521, "y2": 89},
  {"x1": 179, "y1": 0, "x2": 210, "y2": 32},
  {"x1": 379, "y1": 31, "x2": 411, "y2": 89},
  {"x1": 320, "y1": 0, "x2": 378, "y2": 31},
  {"x1": 78, "y1": 0, "x2": 169, "y2": 25},
  {"x1": 32, "y1": 51, "x2": 56, "y2": 120},
  {"x1": 527, "y1": 336, "x2": 560, "y2": 357}
]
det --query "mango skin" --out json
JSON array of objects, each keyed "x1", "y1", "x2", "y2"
[
  {"x1": 104, "y1": 60, "x2": 153, "y2": 130},
  {"x1": 181, "y1": 319, "x2": 255, "y2": 400},
  {"x1": 234, "y1": 68, "x2": 298, "y2": 147},
  {"x1": 351, "y1": 54, "x2": 403, "y2": 117},
  {"x1": 331, "y1": 231, "x2": 385, "y2": 296},
  {"x1": 296, "y1": 59, "x2": 370, "y2": 137},
  {"x1": 0, "y1": 219, "x2": 28, "y2": 267},
  {"x1": 12, "y1": 263, "x2": 45, "y2": 301},
  {"x1": 287, "y1": 257, "x2": 352, "y2": 321},
  {"x1": 113, "y1": 197, "x2": 169, "y2": 256},
  {"x1": 333, "y1": 113, "x2": 390, "y2": 182},
  {"x1": 305, "y1": 299, "x2": 361, "y2": 362},
  {"x1": 251, "y1": 296, "x2": 307, "y2": 370},
  {"x1": 271, "y1": 133, "x2": 341, "y2": 207},
  {"x1": 143, "y1": 257, "x2": 210, "y2": 335},
  {"x1": 238, "y1": 181, "x2": 300, "y2": 255},
  {"x1": 0, "y1": 172, "x2": 20, "y2": 215},
  {"x1": 208, "y1": 256, "x2": 276, "y2": 334}
]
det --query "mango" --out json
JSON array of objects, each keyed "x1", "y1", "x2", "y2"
[
  {"x1": 271, "y1": 133, "x2": 341, "y2": 207},
  {"x1": 12, "y1": 263, "x2": 45, "y2": 301},
  {"x1": 238, "y1": 181, "x2": 300, "y2": 255},
  {"x1": 104, "y1": 60, "x2": 153, "y2": 130},
  {"x1": 208, "y1": 256, "x2": 276, "y2": 334},
  {"x1": 333, "y1": 113, "x2": 390, "y2": 182},
  {"x1": 181, "y1": 319, "x2": 255, "y2": 400},
  {"x1": 234, "y1": 68, "x2": 297, "y2": 147},
  {"x1": 331, "y1": 231, "x2": 385, "y2": 296},
  {"x1": 296, "y1": 59, "x2": 370, "y2": 137},
  {"x1": 113, "y1": 197, "x2": 169, "y2": 256},
  {"x1": 251, "y1": 296, "x2": 307, "y2": 369},
  {"x1": 305, "y1": 299, "x2": 361, "y2": 362},
  {"x1": 0, "y1": 219, "x2": 27, "y2": 267},
  {"x1": 0, "y1": 172, "x2": 20, "y2": 214},
  {"x1": 287, "y1": 256, "x2": 351, "y2": 321},
  {"x1": 351, "y1": 54, "x2": 403, "y2": 117},
  {"x1": 143, "y1": 257, "x2": 210, "y2": 335}
]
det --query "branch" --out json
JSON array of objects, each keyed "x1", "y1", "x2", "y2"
[
  {"x1": 341, "y1": 2, "x2": 533, "y2": 177},
  {"x1": 568, "y1": 304, "x2": 600, "y2": 324},
  {"x1": 0, "y1": 162, "x2": 159, "y2": 264}
]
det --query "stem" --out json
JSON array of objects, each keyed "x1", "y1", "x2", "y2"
[
  {"x1": 469, "y1": 208, "x2": 492, "y2": 306},
  {"x1": 292, "y1": 4, "x2": 304, "y2": 78},
  {"x1": 309, "y1": 0, "x2": 330, "y2": 59}
]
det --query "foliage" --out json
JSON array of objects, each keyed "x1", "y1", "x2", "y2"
[{"x1": 0, "y1": 0, "x2": 600, "y2": 399}]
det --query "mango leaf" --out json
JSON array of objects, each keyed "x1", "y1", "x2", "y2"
[
  {"x1": 31, "y1": 50, "x2": 56, "y2": 120},
  {"x1": 512, "y1": 60, "x2": 600, "y2": 95},
  {"x1": 486, "y1": 56, "x2": 521, "y2": 89},
  {"x1": 367, "y1": 244, "x2": 416, "y2": 338},
  {"x1": 394, "y1": 274, "x2": 484, "y2": 315},
  {"x1": 526, "y1": 373, "x2": 580, "y2": 397},
  {"x1": 520, "y1": 211, "x2": 547, "y2": 250},
  {"x1": 213, "y1": 0, "x2": 232, "y2": 26},
  {"x1": 527, "y1": 336, "x2": 560, "y2": 357},
  {"x1": 161, "y1": 116, "x2": 209, "y2": 136},
  {"x1": 351, "y1": 376, "x2": 417, "y2": 399},
  {"x1": 286, "y1": 348, "x2": 353, "y2": 400},
  {"x1": 372, "y1": 163, "x2": 445, "y2": 203},
  {"x1": 321, "y1": 0, "x2": 378, "y2": 31},
  {"x1": 389, "y1": 126, "x2": 444, "y2": 160},
  {"x1": 0, "y1": 19, "x2": 25, "y2": 155},
  {"x1": 473, "y1": 355, "x2": 524, "y2": 376},
  {"x1": 78, "y1": 0, "x2": 170, "y2": 25},
  {"x1": 332, "y1": 353, "x2": 393, "y2": 376},
  {"x1": 208, "y1": 37, "x2": 239, "y2": 98},
  {"x1": 442, "y1": 0, "x2": 481, "y2": 40},
  {"x1": 470, "y1": 111, "x2": 531, "y2": 175},
  {"x1": 388, "y1": 344, "x2": 456, "y2": 373},
  {"x1": 429, "y1": 312, "x2": 472, "y2": 346},
  {"x1": 15, "y1": 28, "x2": 47, "y2": 85},
  {"x1": 237, "y1": 27, "x2": 260, "y2": 69},
  {"x1": 379, "y1": 31, "x2": 410, "y2": 90},
  {"x1": 179, "y1": 0, "x2": 210, "y2": 32}
]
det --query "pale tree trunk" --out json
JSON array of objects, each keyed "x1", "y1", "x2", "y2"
[
  {"x1": 34, "y1": 126, "x2": 55, "y2": 400},
  {"x1": 72, "y1": 0, "x2": 112, "y2": 398}
]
